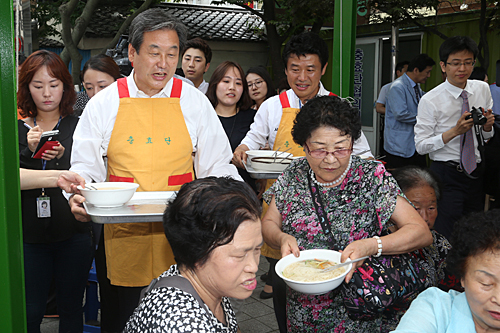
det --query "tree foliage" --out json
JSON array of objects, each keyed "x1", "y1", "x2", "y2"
[
  {"x1": 211, "y1": 0, "x2": 335, "y2": 84},
  {"x1": 367, "y1": 0, "x2": 500, "y2": 70},
  {"x1": 33, "y1": 0, "x2": 159, "y2": 83}
]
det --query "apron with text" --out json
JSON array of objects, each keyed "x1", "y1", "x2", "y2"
[
  {"x1": 104, "y1": 77, "x2": 194, "y2": 286},
  {"x1": 261, "y1": 90, "x2": 336, "y2": 259}
]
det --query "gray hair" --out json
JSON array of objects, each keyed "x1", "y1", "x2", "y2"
[
  {"x1": 391, "y1": 166, "x2": 441, "y2": 201},
  {"x1": 129, "y1": 8, "x2": 188, "y2": 54}
]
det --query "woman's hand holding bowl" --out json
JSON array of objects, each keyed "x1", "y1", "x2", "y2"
[
  {"x1": 279, "y1": 233, "x2": 300, "y2": 258},
  {"x1": 340, "y1": 238, "x2": 378, "y2": 283}
]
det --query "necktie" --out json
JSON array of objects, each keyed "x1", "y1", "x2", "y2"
[
  {"x1": 414, "y1": 85, "x2": 421, "y2": 103},
  {"x1": 460, "y1": 90, "x2": 477, "y2": 174}
]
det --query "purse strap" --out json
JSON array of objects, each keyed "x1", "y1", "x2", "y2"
[
  {"x1": 307, "y1": 170, "x2": 336, "y2": 249},
  {"x1": 140, "y1": 275, "x2": 204, "y2": 306}
]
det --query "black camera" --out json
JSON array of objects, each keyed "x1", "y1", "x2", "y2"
[{"x1": 465, "y1": 106, "x2": 487, "y2": 125}]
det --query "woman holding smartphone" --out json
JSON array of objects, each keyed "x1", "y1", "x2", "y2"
[{"x1": 17, "y1": 50, "x2": 92, "y2": 333}]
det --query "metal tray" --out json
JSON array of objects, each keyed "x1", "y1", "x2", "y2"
[
  {"x1": 244, "y1": 162, "x2": 282, "y2": 179},
  {"x1": 83, "y1": 191, "x2": 176, "y2": 224}
]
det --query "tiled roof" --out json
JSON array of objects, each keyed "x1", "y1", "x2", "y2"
[
  {"x1": 39, "y1": 37, "x2": 64, "y2": 48},
  {"x1": 39, "y1": 3, "x2": 266, "y2": 47},
  {"x1": 156, "y1": 3, "x2": 266, "y2": 42},
  {"x1": 84, "y1": 4, "x2": 134, "y2": 38}
]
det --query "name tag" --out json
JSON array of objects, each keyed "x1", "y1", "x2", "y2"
[{"x1": 37, "y1": 196, "x2": 51, "y2": 218}]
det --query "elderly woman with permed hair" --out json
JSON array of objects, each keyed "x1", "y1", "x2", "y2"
[
  {"x1": 262, "y1": 95, "x2": 432, "y2": 332},
  {"x1": 393, "y1": 209, "x2": 500, "y2": 332},
  {"x1": 124, "y1": 177, "x2": 263, "y2": 332}
]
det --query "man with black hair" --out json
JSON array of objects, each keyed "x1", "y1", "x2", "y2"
[
  {"x1": 415, "y1": 36, "x2": 494, "y2": 239},
  {"x1": 233, "y1": 32, "x2": 372, "y2": 167},
  {"x1": 68, "y1": 9, "x2": 239, "y2": 330},
  {"x1": 384, "y1": 54, "x2": 435, "y2": 169},
  {"x1": 376, "y1": 60, "x2": 409, "y2": 115},
  {"x1": 181, "y1": 37, "x2": 212, "y2": 93}
]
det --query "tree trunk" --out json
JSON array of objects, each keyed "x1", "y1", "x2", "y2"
[
  {"x1": 263, "y1": 0, "x2": 286, "y2": 87},
  {"x1": 310, "y1": 19, "x2": 324, "y2": 34},
  {"x1": 476, "y1": 0, "x2": 497, "y2": 71},
  {"x1": 99, "y1": 0, "x2": 154, "y2": 54},
  {"x1": 59, "y1": 0, "x2": 82, "y2": 85},
  {"x1": 59, "y1": 0, "x2": 101, "y2": 67}
]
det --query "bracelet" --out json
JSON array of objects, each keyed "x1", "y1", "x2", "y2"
[{"x1": 373, "y1": 236, "x2": 382, "y2": 257}]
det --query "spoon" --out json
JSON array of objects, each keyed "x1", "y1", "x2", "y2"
[{"x1": 320, "y1": 256, "x2": 369, "y2": 273}]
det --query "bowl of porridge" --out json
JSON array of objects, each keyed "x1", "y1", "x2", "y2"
[{"x1": 77, "y1": 182, "x2": 140, "y2": 207}]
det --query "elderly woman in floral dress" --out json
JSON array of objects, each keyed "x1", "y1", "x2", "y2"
[{"x1": 262, "y1": 96, "x2": 432, "y2": 332}]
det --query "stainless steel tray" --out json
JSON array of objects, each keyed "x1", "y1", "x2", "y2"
[
  {"x1": 84, "y1": 191, "x2": 176, "y2": 224},
  {"x1": 244, "y1": 162, "x2": 282, "y2": 179}
]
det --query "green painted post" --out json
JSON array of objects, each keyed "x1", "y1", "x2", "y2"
[
  {"x1": 0, "y1": 1, "x2": 27, "y2": 332},
  {"x1": 332, "y1": 0, "x2": 357, "y2": 97}
]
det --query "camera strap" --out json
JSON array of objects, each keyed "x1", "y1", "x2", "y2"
[{"x1": 460, "y1": 123, "x2": 485, "y2": 180}]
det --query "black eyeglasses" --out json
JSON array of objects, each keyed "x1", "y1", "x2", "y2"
[
  {"x1": 446, "y1": 60, "x2": 475, "y2": 68},
  {"x1": 248, "y1": 80, "x2": 264, "y2": 89},
  {"x1": 304, "y1": 142, "x2": 352, "y2": 159}
]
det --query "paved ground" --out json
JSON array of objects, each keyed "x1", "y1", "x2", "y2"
[{"x1": 41, "y1": 255, "x2": 279, "y2": 333}]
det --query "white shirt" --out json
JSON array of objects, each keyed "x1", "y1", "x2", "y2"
[
  {"x1": 415, "y1": 79, "x2": 494, "y2": 163},
  {"x1": 376, "y1": 82, "x2": 391, "y2": 104},
  {"x1": 70, "y1": 71, "x2": 241, "y2": 185},
  {"x1": 240, "y1": 83, "x2": 374, "y2": 157},
  {"x1": 198, "y1": 80, "x2": 209, "y2": 94}
]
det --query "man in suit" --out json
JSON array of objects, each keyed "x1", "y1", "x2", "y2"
[{"x1": 384, "y1": 54, "x2": 436, "y2": 169}]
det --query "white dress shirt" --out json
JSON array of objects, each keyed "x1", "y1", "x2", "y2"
[
  {"x1": 415, "y1": 79, "x2": 493, "y2": 163},
  {"x1": 240, "y1": 83, "x2": 374, "y2": 157},
  {"x1": 198, "y1": 80, "x2": 209, "y2": 94},
  {"x1": 376, "y1": 82, "x2": 391, "y2": 104},
  {"x1": 70, "y1": 71, "x2": 241, "y2": 185}
]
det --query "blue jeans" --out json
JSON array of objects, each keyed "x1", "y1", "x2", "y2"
[{"x1": 24, "y1": 232, "x2": 93, "y2": 333}]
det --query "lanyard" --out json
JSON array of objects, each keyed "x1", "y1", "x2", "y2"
[{"x1": 34, "y1": 116, "x2": 62, "y2": 195}]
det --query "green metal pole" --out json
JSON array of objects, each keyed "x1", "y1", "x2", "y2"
[
  {"x1": 0, "y1": 1, "x2": 26, "y2": 332},
  {"x1": 332, "y1": 0, "x2": 357, "y2": 97}
]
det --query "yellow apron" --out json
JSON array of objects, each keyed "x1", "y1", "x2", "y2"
[
  {"x1": 104, "y1": 77, "x2": 194, "y2": 286},
  {"x1": 261, "y1": 91, "x2": 336, "y2": 259}
]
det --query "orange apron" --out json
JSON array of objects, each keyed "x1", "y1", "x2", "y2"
[
  {"x1": 104, "y1": 77, "x2": 194, "y2": 287},
  {"x1": 261, "y1": 91, "x2": 336, "y2": 259}
]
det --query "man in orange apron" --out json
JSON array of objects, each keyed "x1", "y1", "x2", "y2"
[
  {"x1": 67, "y1": 9, "x2": 241, "y2": 331},
  {"x1": 232, "y1": 32, "x2": 373, "y2": 333}
]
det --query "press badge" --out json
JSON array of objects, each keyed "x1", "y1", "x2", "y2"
[{"x1": 37, "y1": 196, "x2": 51, "y2": 218}]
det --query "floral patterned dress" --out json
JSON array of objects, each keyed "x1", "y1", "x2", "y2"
[{"x1": 264, "y1": 156, "x2": 402, "y2": 332}]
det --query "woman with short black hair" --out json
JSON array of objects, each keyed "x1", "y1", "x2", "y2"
[
  {"x1": 125, "y1": 177, "x2": 263, "y2": 332},
  {"x1": 394, "y1": 209, "x2": 500, "y2": 332},
  {"x1": 262, "y1": 95, "x2": 432, "y2": 332}
]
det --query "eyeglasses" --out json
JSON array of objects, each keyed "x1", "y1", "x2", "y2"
[
  {"x1": 248, "y1": 80, "x2": 264, "y2": 89},
  {"x1": 446, "y1": 60, "x2": 476, "y2": 68},
  {"x1": 304, "y1": 142, "x2": 352, "y2": 159}
]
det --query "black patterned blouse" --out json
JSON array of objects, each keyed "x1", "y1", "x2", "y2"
[{"x1": 124, "y1": 265, "x2": 238, "y2": 333}]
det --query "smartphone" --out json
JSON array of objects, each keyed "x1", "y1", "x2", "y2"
[{"x1": 31, "y1": 130, "x2": 60, "y2": 159}]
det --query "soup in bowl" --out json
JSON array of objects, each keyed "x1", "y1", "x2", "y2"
[
  {"x1": 77, "y1": 182, "x2": 140, "y2": 207},
  {"x1": 275, "y1": 249, "x2": 351, "y2": 295}
]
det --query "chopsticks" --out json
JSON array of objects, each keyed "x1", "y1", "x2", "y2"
[
  {"x1": 273, "y1": 147, "x2": 292, "y2": 163},
  {"x1": 355, "y1": 149, "x2": 371, "y2": 156}
]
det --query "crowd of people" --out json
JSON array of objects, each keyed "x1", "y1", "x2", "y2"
[{"x1": 15, "y1": 7, "x2": 500, "y2": 333}]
